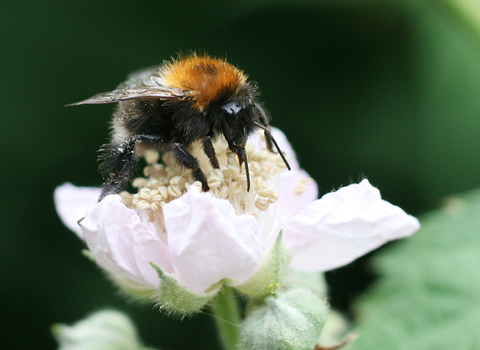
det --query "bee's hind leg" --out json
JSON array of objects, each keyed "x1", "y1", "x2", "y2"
[
  {"x1": 98, "y1": 133, "x2": 168, "y2": 202},
  {"x1": 98, "y1": 136, "x2": 138, "y2": 202}
]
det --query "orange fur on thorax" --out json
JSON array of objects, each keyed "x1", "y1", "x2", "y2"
[{"x1": 159, "y1": 54, "x2": 247, "y2": 110}]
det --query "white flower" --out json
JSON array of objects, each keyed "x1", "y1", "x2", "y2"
[
  {"x1": 55, "y1": 128, "x2": 419, "y2": 311},
  {"x1": 52, "y1": 310, "x2": 155, "y2": 350}
]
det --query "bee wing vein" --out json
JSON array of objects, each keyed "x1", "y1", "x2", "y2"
[{"x1": 67, "y1": 87, "x2": 183, "y2": 105}]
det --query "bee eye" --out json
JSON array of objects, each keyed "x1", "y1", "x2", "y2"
[{"x1": 222, "y1": 115, "x2": 234, "y2": 136}]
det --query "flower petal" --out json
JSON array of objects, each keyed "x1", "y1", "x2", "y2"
[
  {"x1": 283, "y1": 179, "x2": 420, "y2": 271},
  {"x1": 258, "y1": 169, "x2": 318, "y2": 248},
  {"x1": 278, "y1": 170, "x2": 318, "y2": 223},
  {"x1": 54, "y1": 183, "x2": 101, "y2": 239},
  {"x1": 80, "y1": 195, "x2": 173, "y2": 288},
  {"x1": 163, "y1": 186, "x2": 263, "y2": 293}
]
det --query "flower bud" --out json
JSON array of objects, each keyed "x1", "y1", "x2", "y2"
[
  {"x1": 52, "y1": 310, "x2": 157, "y2": 350},
  {"x1": 240, "y1": 287, "x2": 329, "y2": 350}
]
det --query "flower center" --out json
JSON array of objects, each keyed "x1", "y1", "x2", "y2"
[{"x1": 120, "y1": 131, "x2": 288, "y2": 223}]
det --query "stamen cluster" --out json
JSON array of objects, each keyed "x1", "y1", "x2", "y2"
[{"x1": 120, "y1": 132, "x2": 288, "y2": 224}]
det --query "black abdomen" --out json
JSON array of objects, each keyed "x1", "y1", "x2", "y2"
[{"x1": 118, "y1": 100, "x2": 176, "y2": 137}]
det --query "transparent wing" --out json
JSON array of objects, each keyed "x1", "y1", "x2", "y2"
[
  {"x1": 67, "y1": 63, "x2": 184, "y2": 105},
  {"x1": 67, "y1": 86, "x2": 184, "y2": 105}
]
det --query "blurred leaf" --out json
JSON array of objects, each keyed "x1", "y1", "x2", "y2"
[
  {"x1": 441, "y1": 0, "x2": 480, "y2": 38},
  {"x1": 349, "y1": 188, "x2": 480, "y2": 349},
  {"x1": 411, "y1": 0, "x2": 480, "y2": 209}
]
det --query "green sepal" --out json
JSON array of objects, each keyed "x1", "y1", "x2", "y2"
[
  {"x1": 81, "y1": 249, "x2": 94, "y2": 260},
  {"x1": 234, "y1": 230, "x2": 292, "y2": 299},
  {"x1": 240, "y1": 287, "x2": 329, "y2": 350},
  {"x1": 150, "y1": 263, "x2": 219, "y2": 316}
]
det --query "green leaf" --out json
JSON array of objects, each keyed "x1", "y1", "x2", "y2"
[
  {"x1": 440, "y1": 0, "x2": 480, "y2": 39},
  {"x1": 350, "y1": 188, "x2": 480, "y2": 350}
]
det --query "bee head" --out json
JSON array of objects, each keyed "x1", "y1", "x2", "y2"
[{"x1": 220, "y1": 99, "x2": 258, "y2": 159}]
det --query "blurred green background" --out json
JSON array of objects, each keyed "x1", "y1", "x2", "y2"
[{"x1": 2, "y1": 0, "x2": 480, "y2": 349}]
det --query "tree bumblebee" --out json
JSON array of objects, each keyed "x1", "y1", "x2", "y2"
[{"x1": 69, "y1": 53, "x2": 291, "y2": 201}]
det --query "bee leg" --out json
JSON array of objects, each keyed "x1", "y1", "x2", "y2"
[
  {"x1": 99, "y1": 136, "x2": 137, "y2": 201},
  {"x1": 254, "y1": 103, "x2": 275, "y2": 152},
  {"x1": 136, "y1": 133, "x2": 168, "y2": 144},
  {"x1": 202, "y1": 137, "x2": 220, "y2": 169},
  {"x1": 172, "y1": 143, "x2": 209, "y2": 191}
]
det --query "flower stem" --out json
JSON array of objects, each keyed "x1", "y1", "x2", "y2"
[{"x1": 212, "y1": 286, "x2": 241, "y2": 350}]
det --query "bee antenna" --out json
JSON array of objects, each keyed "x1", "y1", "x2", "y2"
[
  {"x1": 243, "y1": 145, "x2": 251, "y2": 191},
  {"x1": 253, "y1": 122, "x2": 291, "y2": 171},
  {"x1": 240, "y1": 127, "x2": 251, "y2": 192}
]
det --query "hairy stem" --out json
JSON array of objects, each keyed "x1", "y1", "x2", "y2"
[{"x1": 212, "y1": 286, "x2": 241, "y2": 350}]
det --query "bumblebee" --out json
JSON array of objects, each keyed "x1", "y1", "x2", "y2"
[{"x1": 70, "y1": 53, "x2": 290, "y2": 201}]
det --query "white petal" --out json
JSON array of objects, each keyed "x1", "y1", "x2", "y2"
[
  {"x1": 54, "y1": 183, "x2": 101, "y2": 239},
  {"x1": 283, "y1": 179, "x2": 420, "y2": 271},
  {"x1": 278, "y1": 170, "x2": 318, "y2": 221},
  {"x1": 257, "y1": 169, "x2": 318, "y2": 248},
  {"x1": 80, "y1": 195, "x2": 173, "y2": 288},
  {"x1": 163, "y1": 186, "x2": 263, "y2": 293}
]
